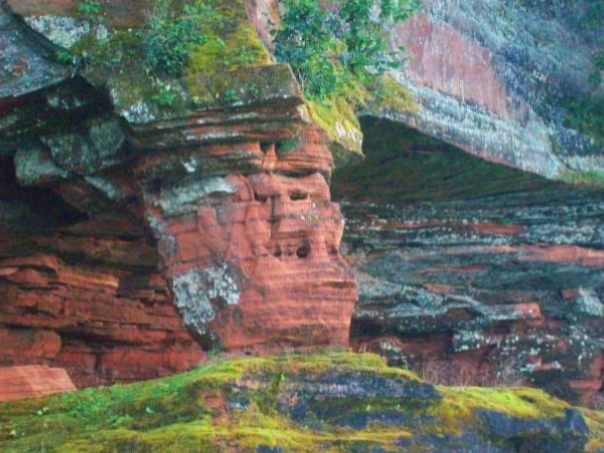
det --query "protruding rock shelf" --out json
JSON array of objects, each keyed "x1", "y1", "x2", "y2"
[{"x1": 386, "y1": 0, "x2": 604, "y2": 179}]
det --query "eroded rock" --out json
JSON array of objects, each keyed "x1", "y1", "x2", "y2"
[{"x1": 0, "y1": 0, "x2": 356, "y2": 385}]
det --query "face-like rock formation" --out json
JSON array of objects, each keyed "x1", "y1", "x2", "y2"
[{"x1": 142, "y1": 128, "x2": 357, "y2": 351}]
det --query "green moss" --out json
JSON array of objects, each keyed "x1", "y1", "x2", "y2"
[
  {"x1": 306, "y1": 74, "x2": 418, "y2": 160},
  {"x1": 439, "y1": 386, "x2": 568, "y2": 418},
  {"x1": 307, "y1": 95, "x2": 364, "y2": 156},
  {"x1": 3, "y1": 351, "x2": 604, "y2": 452},
  {"x1": 370, "y1": 74, "x2": 418, "y2": 115},
  {"x1": 0, "y1": 351, "x2": 418, "y2": 452},
  {"x1": 183, "y1": 0, "x2": 274, "y2": 104},
  {"x1": 68, "y1": 0, "x2": 274, "y2": 115},
  {"x1": 422, "y1": 386, "x2": 570, "y2": 436},
  {"x1": 186, "y1": 21, "x2": 272, "y2": 75},
  {"x1": 580, "y1": 408, "x2": 604, "y2": 452}
]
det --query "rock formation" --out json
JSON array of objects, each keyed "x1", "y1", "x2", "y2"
[
  {"x1": 2, "y1": 0, "x2": 604, "y2": 410},
  {"x1": 0, "y1": 0, "x2": 356, "y2": 388},
  {"x1": 1, "y1": 352, "x2": 601, "y2": 452},
  {"x1": 228, "y1": 0, "x2": 604, "y2": 180}
]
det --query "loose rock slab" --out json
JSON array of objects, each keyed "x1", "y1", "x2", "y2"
[{"x1": 0, "y1": 365, "x2": 75, "y2": 402}]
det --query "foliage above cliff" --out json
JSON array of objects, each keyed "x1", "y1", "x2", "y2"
[
  {"x1": 1, "y1": 351, "x2": 604, "y2": 452},
  {"x1": 271, "y1": 0, "x2": 420, "y2": 156},
  {"x1": 37, "y1": 0, "x2": 419, "y2": 155}
]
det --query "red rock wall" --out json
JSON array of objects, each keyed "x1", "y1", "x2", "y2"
[
  {"x1": 0, "y1": 237, "x2": 204, "y2": 388},
  {"x1": 0, "y1": 1, "x2": 356, "y2": 387},
  {"x1": 0, "y1": 80, "x2": 356, "y2": 388}
]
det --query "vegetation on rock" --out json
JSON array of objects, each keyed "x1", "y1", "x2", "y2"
[
  {"x1": 559, "y1": 0, "x2": 604, "y2": 147},
  {"x1": 64, "y1": 0, "x2": 272, "y2": 113},
  {"x1": 1, "y1": 351, "x2": 604, "y2": 452},
  {"x1": 271, "y1": 0, "x2": 420, "y2": 156},
  {"x1": 273, "y1": 0, "x2": 420, "y2": 100}
]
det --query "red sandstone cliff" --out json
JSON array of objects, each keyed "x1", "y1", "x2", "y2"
[{"x1": 0, "y1": 0, "x2": 356, "y2": 389}]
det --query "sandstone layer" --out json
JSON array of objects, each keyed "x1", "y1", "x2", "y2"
[{"x1": 0, "y1": 366, "x2": 75, "y2": 402}]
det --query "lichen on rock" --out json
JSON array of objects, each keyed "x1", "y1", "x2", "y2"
[{"x1": 172, "y1": 263, "x2": 241, "y2": 339}]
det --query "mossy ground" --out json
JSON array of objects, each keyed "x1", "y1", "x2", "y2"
[{"x1": 2, "y1": 350, "x2": 604, "y2": 452}]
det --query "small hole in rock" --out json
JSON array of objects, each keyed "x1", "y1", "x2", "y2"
[
  {"x1": 254, "y1": 191, "x2": 268, "y2": 203},
  {"x1": 210, "y1": 296, "x2": 228, "y2": 311},
  {"x1": 296, "y1": 242, "x2": 311, "y2": 259},
  {"x1": 289, "y1": 191, "x2": 308, "y2": 201},
  {"x1": 274, "y1": 246, "x2": 282, "y2": 257},
  {"x1": 260, "y1": 142, "x2": 272, "y2": 153}
]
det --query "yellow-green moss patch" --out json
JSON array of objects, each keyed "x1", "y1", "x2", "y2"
[
  {"x1": 426, "y1": 386, "x2": 570, "y2": 434},
  {"x1": 557, "y1": 169, "x2": 604, "y2": 187},
  {"x1": 0, "y1": 351, "x2": 419, "y2": 452},
  {"x1": 2, "y1": 351, "x2": 600, "y2": 452}
]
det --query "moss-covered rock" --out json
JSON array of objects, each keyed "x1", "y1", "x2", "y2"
[{"x1": 2, "y1": 351, "x2": 604, "y2": 452}]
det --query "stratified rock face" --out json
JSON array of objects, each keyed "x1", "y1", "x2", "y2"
[
  {"x1": 386, "y1": 0, "x2": 604, "y2": 178},
  {"x1": 0, "y1": 169, "x2": 206, "y2": 387},
  {"x1": 0, "y1": 1, "x2": 356, "y2": 385},
  {"x1": 337, "y1": 118, "x2": 604, "y2": 402}
]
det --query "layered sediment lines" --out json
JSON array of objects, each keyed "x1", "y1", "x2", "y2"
[{"x1": 338, "y1": 118, "x2": 604, "y2": 402}]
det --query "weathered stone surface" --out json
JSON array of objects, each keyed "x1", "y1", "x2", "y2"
[
  {"x1": 14, "y1": 142, "x2": 69, "y2": 186},
  {"x1": 381, "y1": 0, "x2": 604, "y2": 179},
  {"x1": 172, "y1": 264, "x2": 242, "y2": 339},
  {"x1": 41, "y1": 117, "x2": 127, "y2": 175},
  {"x1": 144, "y1": 123, "x2": 356, "y2": 351},
  {"x1": 272, "y1": 369, "x2": 441, "y2": 426},
  {"x1": 338, "y1": 118, "x2": 604, "y2": 401},
  {"x1": 0, "y1": 0, "x2": 70, "y2": 101}
]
